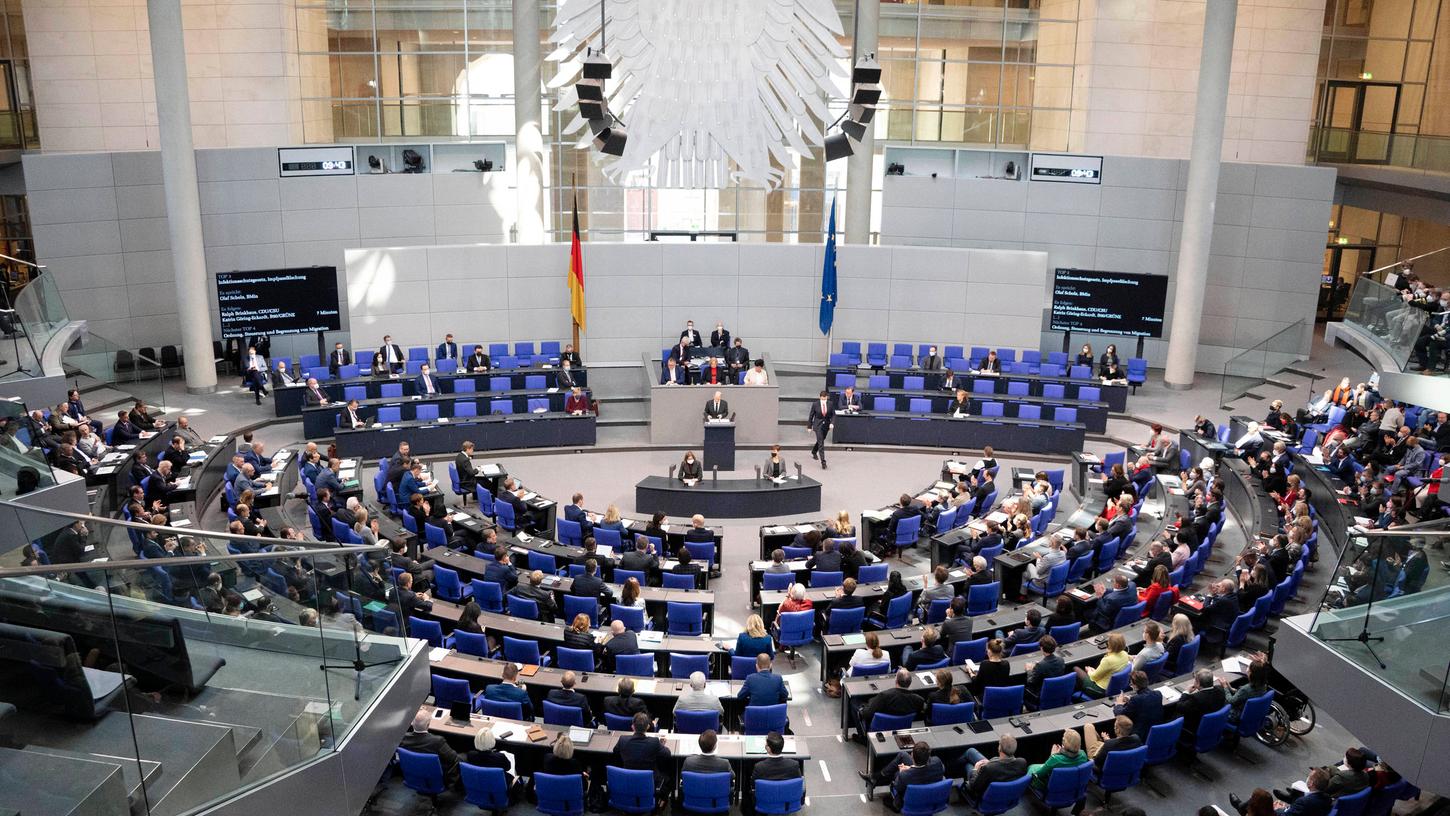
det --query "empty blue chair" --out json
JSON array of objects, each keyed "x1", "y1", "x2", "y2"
[
  {"x1": 453, "y1": 377, "x2": 476, "y2": 393},
  {"x1": 681, "y1": 771, "x2": 733, "y2": 814},
  {"x1": 952, "y1": 637, "x2": 988, "y2": 665},
  {"x1": 858, "y1": 563, "x2": 890, "y2": 583},
  {"x1": 616, "y1": 653, "x2": 655, "y2": 677},
  {"x1": 453, "y1": 630, "x2": 491, "y2": 658},
  {"x1": 343, "y1": 385, "x2": 366, "y2": 401},
  {"x1": 1034, "y1": 671, "x2": 1077, "y2": 711},
  {"x1": 613, "y1": 568, "x2": 646, "y2": 586},
  {"x1": 378, "y1": 406, "x2": 401, "y2": 423},
  {"x1": 397, "y1": 749, "x2": 447, "y2": 808},
  {"x1": 454, "y1": 400, "x2": 478, "y2": 418},
  {"x1": 755, "y1": 778, "x2": 805, "y2": 816},
  {"x1": 664, "y1": 653, "x2": 708, "y2": 681},
  {"x1": 731, "y1": 655, "x2": 759, "y2": 680},
  {"x1": 841, "y1": 341, "x2": 862, "y2": 362},
  {"x1": 832, "y1": 372, "x2": 854, "y2": 388},
  {"x1": 1126, "y1": 357, "x2": 1148, "y2": 390},
  {"x1": 433, "y1": 565, "x2": 470, "y2": 602},
  {"x1": 1113, "y1": 600, "x2": 1146, "y2": 628},
  {"x1": 491, "y1": 399, "x2": 514, "y2": 414},
  {"x1": 902, "y1": 779, "x2": 952, "y2": 816},
  {"x1": 1328, "y1": 787, "x2": 1372, "y2": 816},
  {"x1": 1018, "y1": 404, "x2": 1042, "y2": 421},
  {"x1": 607, "y1": 767, "x2": 656, "y2": 814},
  {"x1": 542, "y1": 700, "x2": 586, "y2": 726},
  {"x1": 928, "y1": 701, "x2": 975, "y2": 725},
  {"x1": 507, "y1": 594, "x2": 540, "y2": 620},
  {"x1": 908, "y1": 397, "x2": 931, "y2": 414},
  {"x1": 528, "y1": 397, "x2": 549, "y2": 412},
  {"x1": 503, "y1": 635, "x2": 551, "y2": 666},
  {"x1": 810, "y1": 570, "x2": 843, "y2": 588},
  {"x1": 381, "y1": 382, "x2": 403, "y2": 398},
  {"x1": 1055, "y1": 406, "x2": 1078, "y2": 424},
  {"x1": 968, "y1": 582, "x2": 1000, "y2": 615},
  {"x1": 408, "y1": 617, "x2": 448, "y2": 648},
  {"x1": 866, "y1": 343, "x2": 888, "y2": 367},
  {"x1": 981, "y1": 401, "x2": 1004, "y2": 418},
  {"x1": 528, "y1": 551, "x2": 560, "y2": 575},
  {"x1": 432, "y1": 675, "x2": 479, "y2": 710},
  {"x1": 1093, "y1": 745, "x2": 1148, "y2": 807},
  {"x1": 762, "y1": 571, "x2": 793, "y2": 592},
  {"x1": 868, "y1": 374, "x2": 890, "y2": 389},
  {"x1": 1069, "y1": 364, "x2": 1091, "y2": 379},
  {"x1": 479, "y1": 698, "x2": 523, "y2": 719},
  {"x1": 1032, "y1": 762, "x2": 1092, "y2": 813},
  {"x1": 1185, "y1": 705, "x2": 1231, "y2": 757},
  {"x1": 982, "y1": 685, "x2": 1024, "y2": 719},
  {"x1": 667, "y1": 601, "x2": 704, "y2": 635},
  {"x1": 472, "y1": 580, "x2": 504, "y2": 613},
  {"x1": 744, "y1": 703, "x2": 788, "y2": 735},
  {"x1": 1144, "y1": 716, "x2": 1183, "y2": 770},
  {"x1": 828, "y1": 605, "x2": 866, "y2": 635},
  {"x1": 872, "y1": 396, "x2": 896, "y2": 412},
  {"x1": 869, "y1": 710, "x2": 916, "y2": 732},
  {"x1": 611, "y1": 604, "x2": 647, "y2": 632},
  {"x1": 675, "y1": 708, "x2": 721, "y2": 734},
  {"x1": 415, "y1": 404, "x2": 439, "y2": 421},
  {"x1": 965, "y1": 772, "x2": 1031, "y2": 816},
  {"x1": 556, "y1": 647, "x2": 595, "y2": 672},
  {"x1": 1006, "y1": 380, "x2": 1029, "y2": 397},
  {"x1": 489, "y1": 376, "x2": 510, "y2": 392}
]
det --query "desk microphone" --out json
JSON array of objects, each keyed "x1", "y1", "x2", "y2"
[
  {"x1": 794, "y1": 462, "x2": 803, "y2": 480},
  {"x1": 729, "y1": 412, "x2": 736, "y2": 422},
  {"x1": 668, "y1": 464, "x2": 676, "y2": 481},
  {"x1": 754, "y1": 465, "x2": 762, "y2": 483},
  {"x1": 711, "y1": 466, "x2": 718, "y2": 484}
]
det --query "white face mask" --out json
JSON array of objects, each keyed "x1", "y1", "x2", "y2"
[{"x1": 686, "y1": 458, "x2": 694, "y2": 464}]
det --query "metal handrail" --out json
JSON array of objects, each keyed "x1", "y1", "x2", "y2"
[{"x1": 0, "y1": 543, "x2": 386, "y2": 578}]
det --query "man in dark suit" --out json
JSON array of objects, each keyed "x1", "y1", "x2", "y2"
[
  {"x1": 512, "y1": 570, "x2": 559, "y2": 622},
  {"x1": 378, "y1": 335, "x2": 404, "y2": 373},
  {"x1": 710, "y1": 322, "x2": 730, "y2": 350},
  {"x1": 679, "y1": 321, "x2": 702, "y2": 348},
  {"x1": 555, "y1": 359, "x2": 579, "y2": 390},
  {"x1": 455, "y1": 441, "x2": 478, "y2": 496},
  {"x1": 938, "y1": 596, "x2": 974, "y2": 649},
  {"x1": 682, "y1": 730, "x2": 734, "y2": 782},
  {"x1": 397, "y1": 572, "x2": 432, "y2": 618},
  {"x1": 544, "y1": 670, "x2": 594, "y2": 725},
  {"x1": 483, "y1": 544, "x2": 519, "y2": 591},
  {"x1": 858, "y1": 669, "x2": 926, "y2": 732},
  {"x1": 415, "y1": 363, "x2": 439, "y2": 397},
  {"x1": 602, "y1": 621, "x2": 640, "y2": 672},
  {"x1": 737, "y1": 654, "x2": 788, "y2": 707},
  {"x1": 328, "y1": 342, "x2": 351, "y2": 377},
  {"x1": 704, "y1": 391, "x2": 729, "y2": 419},
  {"x1": 662, "y1": 357, "x2": 689, "y2": 385},
  {"x1": 1200, "y1": 579, "x2": 1241, "y2": 649},
  {"x1": 970, "y1": 471, "x2": 996, "y2": 517},
  {"x1": 161, "y1": 435, "x2": 190, "y2": 471},
  {"x1": 1133, "y1": 541, "x2": 1173, "y2": 587},
  {"x1": 920, "y1": 345, "x2": 943, "y2": 370},
  {"x1": 341, "y1": 399, "x2": 366, "y2": 430},
  {"x1": 838, "y1": 386, "x2": 862, "y2": 413},
  {"x1": 1112, "y1": 671, "x2": 1164, "y2": 742},
  {"x1": 386, "y1": 442, "x2": 412, "y2": 488},
  {"x1": 389, "y1": 540, "x2": 433, "y2": 592},
  {"x1": 1092, "y1": 575, "x2": 1137, "y2": 632},
  {"x1": 725, "y1": 337, "x2": 750, "y2": 380},
  {"x1": 805, "y1": 538, "x2": 841, "y2": 572},
  {"x1": 830, "y1": 578, "x2": 867, "y2": 615},
  {"x1": 619, "y1": 539, "x2": 659, "y2": 574},
  {"x1": 1177, "y1": 669, "x2": 1228, "y2": 737},
  {"x1": 561, "y1": 493, "x2": 592, "y2": 539},
  {"x1": 961, "y1": 734, "x2": 1029, "y2": 802},
  {"x1": 604, "y1": 679, "x2": 650, "y2": 719},
  {"x1": 400, "y1": 711, "x2": 459, "y2": 784},
  {"x1": 807, "y1": 390, "x2": 836, "y2": 469},
  {"x1": 889, "y1": 742, "x2": 945, "y2": 809},
  {"x1": 613, "y1": 712, "x2": 673, "y2": 800},
  {"x1": 684, "y1": 515, "x2": 714, "y2": 544},
  {"x1": 112, "y1": 410, "x2": 141, "y2": 444},
  {"x1": 436, "y1": 334, "x2": 459, "y2": 362},
  {"x1": 749, "y1": 731, "x2": 803, "y2": 815},
  {"x1": 1087, "y1": 715, "x2": 1142, "y2": 770},
  {"x1": 561, "y1": 344, "x2": 583, "y2": 367},
  {"x1": 49, "y1": 519, "x2": 92, "y2": 567},
  {"x1": 303, "y1": 377, "x2": 330, "y2": 407},
  {"x1": 1023, "y1": 635, "x2": 1067, "y2": 699},
  {"x1": 570, "y1": 558, "x2": 614, "y2": 606},
  {"x1": 883, "y1": 495, "x2": 922, "y2": 546},
  {"x1": 465, "y1": 345, "x2": 491, "y2": 372}
]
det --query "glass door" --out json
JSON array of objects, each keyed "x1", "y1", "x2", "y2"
[
  {"x1": 1317, "y1": 80, "x2": 1401, "y2": 164},
  {"x1": 1321, "y1": 243, "x2": 1375, "y2": 321}
]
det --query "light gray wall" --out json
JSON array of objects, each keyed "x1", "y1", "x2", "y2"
[
  {"x1": 343, "y1": 242, "x2": 1048, "y2": 363},
  {"x1": 880, "y1": 156, "x2": 1338, "y2": 371},
  {"x1": 22, "y1": 147, "x2": 511, "y2": 351}
]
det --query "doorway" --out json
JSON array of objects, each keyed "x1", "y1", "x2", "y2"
[
  {"x1": 1317, "y1": 80, "x2": 1401, "y2": 164},
  {"x1": 1321, "y1": 242, "x2": 1377, "y2": 321}
]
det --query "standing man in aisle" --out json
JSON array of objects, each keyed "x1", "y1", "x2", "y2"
[
  {"x1": 808, "y1": 389, "x2": 835, "y2": 470},
  {"x1": 379, "y1": 335, "x2": 404, "y2": 373}
]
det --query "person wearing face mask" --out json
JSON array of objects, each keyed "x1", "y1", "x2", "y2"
[
  {"x1": 680, "y1": 320, "x2": 702, "y2": 348},
  {"x1": 678, "y1": 450, "x2": 703, "y2": 483},
  {"x1": 710, "y1": 322, "x2": 730, "y2": 350},
  {"x1": 1412, "y1": 294, "x2": 1450, "y2": 371},
  {"x1": 378, "y1": 335, "x2": 404, "y2": 373}
]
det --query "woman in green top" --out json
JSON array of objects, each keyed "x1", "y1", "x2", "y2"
[
  {"x1": 1074, "y1": 632, "x2": 1130, "y2": 697},
  {"x1": 1226, "y1": 654, "x2": 1270, "y2": 723},
  {"x1": 1028, "y1": 729, "x2": 1089, "y2": 789}
]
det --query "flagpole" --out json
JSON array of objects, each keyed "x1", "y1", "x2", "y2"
[{"x1": 571, "y1": 172, "x2": 581, "y2": 354}]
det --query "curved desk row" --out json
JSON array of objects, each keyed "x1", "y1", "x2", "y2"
[
  {"x1": 853, "y1": 388, "x2": 1109, "y2": 433},
  {"x1": 635, "y1": 475, "x2": 823, "y2": 519},
  {"x1": 333, "y1": 412, "x2": 595, "y2": 458},
  {"x1": 832, "y1": 412, "x2": 1086, "y2": 455},
  {"x1": 274, "y1": 367, "x2": 589, "y2": 417},
  {"x1": 300, "y1": 388, "x2": 590, "y2": 439},
  {"x1": 829, "y1": 366, "x2": 1129, "y2": 412}
]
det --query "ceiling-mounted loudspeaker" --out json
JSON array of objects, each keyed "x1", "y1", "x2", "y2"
[
  {"x1": 824, "y1": 132, "x2": 853, "y2": 161},
  {"x1": 851, "y1": 84, "x2": 882, "y2": 106},
  {"x1": 579, "y1": 99, "x2": 606, "y2": 121},
  {"x1": 841, "y1": 118, "x2": 868, "y2": 142},
  {"x1": 577, "y1": 79, "x2": 605, "y2": 103},
  {"x1": 595, "y1": 123, "x2": 628, "y2": 156},
  {"x1": 848, "y1": 103, "x2": 876, "y2": 124},
  {"x1": 852, "y1": 56, "x2": 882, "y2": 85},
  {"x1": 582, "y1": 53, "x2": 612, "y2": 80}
]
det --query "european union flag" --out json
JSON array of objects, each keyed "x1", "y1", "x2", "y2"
[{"x1": 819, "y1": 197, "x2": 837, "y2": 336}]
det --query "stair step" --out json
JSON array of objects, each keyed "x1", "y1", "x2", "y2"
[
  {"x1": 0, "y1": 745, "x2": 134, "y2": 816},
  {"x1": 20, "y1": 745, "x2": 163, "y2": 807}
]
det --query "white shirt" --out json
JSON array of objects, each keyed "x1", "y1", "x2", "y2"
[
  {"x1": 385, "y1": 345, "x2": 398, "y2": 363},
  {"x1": 745, "y1": 368, "x2": 768, "y2": 386}
]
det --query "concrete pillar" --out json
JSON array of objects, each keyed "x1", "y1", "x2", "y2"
[
  {"x1": 844, "y1": 0, "x2": 879, "y2": 245},
  {"x1": 146, "y1": 0, "x2": 216, "y2": 394},
  {"x1": 1164, "y1": 0, "x2": 1239, "y2": 389},
  {"x1": 513, "y1": 0, "x2": 545, "y2": 243}
]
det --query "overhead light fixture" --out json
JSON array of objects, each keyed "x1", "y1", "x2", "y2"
[
  {"x1": 840, "y1": 54, "x2": 881, "y2": 147},
  {"x1": 594, "y1": 121, "x2": 628, "y2": 156},
  {"x1": 852, "y1": 57, "x2": 882, "y2": 85},
  {"x1": 824, "y1": 132, "x2": 853, "y2": 161},
  {"x1": 582, "y1": 51, "x2": 612, "y2": 80},
  {"x1": 841, "y1": 118, "x2": 868, "y2": 142},
  {"x1": 847, "y1": 102, "x2": 876, "y2": 124}
]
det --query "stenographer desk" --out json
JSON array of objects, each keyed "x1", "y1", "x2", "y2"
[
  {"x1": 273, "y1": 366, "x2": 589, "y2": 417},
  {"x1": 829, "y1": 366, "x2": 1129, "y2": 413},
  {"x1": 635, "y1": 475, "x2": 822, "y2": 518},
  {"x1": 832, "y1": 412, "x2": 1085, "y2": 455},
  {"x1": 333, "y1": 412, "x2": 595, "y2": 458}
]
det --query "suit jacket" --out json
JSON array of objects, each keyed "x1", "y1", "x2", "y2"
[
  {"x1": 1113, "y1": 688, "x2": 1163, "y2": 741},
  {"x1": 680, "y1": 329, "x2": 703, "y2": 347},
  {"x1": 979, "y1": 358, "x2": 1002, "y2": 373},
  {"x1": 967, "y1": 756, "x2": 1029, "y2": 799},
  {"x1": 737, "y1": 670, "x2": 788, "y2": 706},
  {"x1": 751, "y1": 756, "x2": 801, "y2": 782},
  {"x1": 400, "y1": 731, "x2": 458, "y2": 775},
  {"x1": 1134, "y1": 552, "x2": 1173, "y2": 587},
  {"x1": 436, "y1": 342, "x2": 459, "y2": 360},
  {"x1": 860, "y1": 686, "x2": 925, "y2": 725},
  {"x1": 938, "y1": 615, "x2": 974, "y2": 649},
  {"x1": 112, "y1": 419, "x2": 141, "y2": 444},
  {"x1": 545, "y1": 688, "x2": 594, "y2": 724},
  {"x1": 683, "y1": 754, "x2": 733, "y2": 779},
  {"x1": 50, "y1": 528, "x2": 89, "y2": 564},
  {"x1": 615, "y1": 733, "x2": 673, "y2": 773},
  {"x1": 603, "y1": 694, "x2": 649, "y2": 719},
  {"x1": 453, "y1": 452, "x2": 478, "y2": 493},
  {"x1": 1283, "y1": 792, "x2": 1333, "y2": 816},
  {"x1": 399, "y1": 587, "x2": 432, "y2": 618},
  {"x1": 764, "y1": 457, "x2": 787, "y2": 478},
  {"x1": 570, "y1": 571, "x2": 613, "y2": 603},
  {"x1": 328, "y1": 349, "x2": 351, "y2": 375},
  {"x1": 710, "y1": 329, "x2": 730, "y2": 349},
  {"x1": 1093, "y1": 585, "x2": 1138, "y2": 630},
  {"x1": 892, "y1": 757, "x2": 945, "y2": 802},
  {"x1": 725, "y1": 347, "x2": 750, "y2": 369},
  {"x1": 1201, "y1": 591, "x2": 1240, "y2": 634},
  {"x1": 1178, "y1": 686, "x2": 1226, "y2": 733},
  {"x1": 704, "y1": 398, "x2": 730, "y2": 419},
  {"x1": 1091, "y1": 734, "x2": 1141, "y2": 769},
  {"x1": 379, "y1": 343, "x2": 404, "y2": 369},
  {"x1": 304, "y1": 385, "x2": 329, "y2": 406},
  {"x1": 662, "y1": 365, "x2": 689, "y2": 385},
  {"x1": 483, "y1": 559, "x2": 519, "y2": 591},
  {"x1": 342, "y1": 407, "x2": 366, "y2": 429},
  {"x1": 161, "y1": 447, "x2": 189, "y2": 472},
  {"x1": 483, "y1": 682, "x2": 534, "y2": 719},
  {"x1": 603, "y1": 631, "x2": 640, "y2": 670},
  {"x1": 275, "y1": 367, "x2": 301, "y2": 386},
  {"x1": 808, "y1": 399, "x2": 836, "y2": 431},
  {"x1": 838, "y1": 391, "x2": 862, "y2": 412},
  {"x1": 466, "y1": 352, "x2": 491, "y2": 371},
  {"x1": 806, "y1": 550, "x2": 841, "y2": 572},
  {"x1": 921, "y1": 355, "x2": 944, "y2": 371},
  {"x1": 679, "y1": 459, "x2": 703, "y2": 481},
  {"x1": 415, "y1": 372, "x2": 439, "y2": 396}
]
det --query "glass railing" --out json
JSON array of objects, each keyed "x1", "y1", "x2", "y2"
[
  {"x1": 1219, "y1": 319, "x2": 1308, "y2": 409},
  {"x1": 1, "y1": 270, "x2": 64, "y2": 379},
  {"x1": 0, "y1": 504, "x2": 413, "y2": 816},
  {"x1": 1311, "y1": 126, "x2": 1450, "y2": 174},
  {"x1": 0, "y1": 397, "x2": 57, "y2": 494},
  {"x1": 1307, "y1": 523, "x2": 1450, "y2": 714},
  {"x1": 1340, "y1": 276, "x2": 1424, "y2": 370}
]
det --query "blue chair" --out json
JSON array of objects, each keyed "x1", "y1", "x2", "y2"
[
  {"x1": 894, "y1": 514, "x2": 922, "y2": 553},
  {"x1": 675, "y1": 708, "x2": 721, "y2": 734},
  {"x1": 611, "y1": 604, "x2": 648, "y2": 632},
  {"x1": 1093, "y1": 745, "x2": 1148, "y2": 807},
  {"x1": 810, "y1": 570, "x2": 843, "y2": 588},
  {"x1": 868, "y1": 592, "x2": 914, "y2": 630},
  {"x1": 755, "y1": 778, "x2": 805, "y2": 815},
  {"x1": 424, "y1": 523, "x2": 448, "y2": 550},
  {"x1": 432, "y1": 675, "x2": 479, "y2": 710},
  {"x1": 925, "y1": 597, "x2": 951, "y2": 624},
  {"x1": 1048, "y1": 622, "x2": 1081, "y2": 644},
  {"x1": 852, "y1": 661, "x2": 892, "y2": 677},
  {"x1": 1113, "y1": 600, "x2": 1146, "y2": 629},
  {"x1": 616, "y1": 653, "x2": 655, "y2": 677},
  {"x1": 964, "y1": 773, "x2": 1031, "y2": 816},
  {"x1": 562, "y1": 594, "x2": 599, "y2": 628},
  {"x1": 858, "y1": 563, "x2": 889, "y2": 583},
  {"x1": 776, "y1": 610, "x2": 815, "y2": 662},
  {"x1": 607, "y1": 767, "x2": 656, "y2": 814},
  {"x1": 396, "y1": 749, "x2": 447, "y2": 809},
  {"x1": 1144, "y1": 716, "x2": 1183, "y2": 773},
  {"x1": 1224, "y1": 609, "x2": 1254, "y2": 654},
  {"x1": 1174, "y1": 634, "x2": 1201, "y2": 676},
  {"x1": 762, "y1": 571, "x2": 793, "y2": 592},
  {"x1": 543, "y1": 700, "x2": 587, "y2": 727},
  {"x1": 556, "y1": 518, "x2": 583, "y2": 546},
  {"x1": 433, "y1": 566, "x2": 471, "y2": 602},
  {"x1": 378, "y1": 406, "x2": 401, "y2": 423},
  {"x1": 473, "y1": 580, "x2": 505, "y2": 613},
  {"x1": 1328, "y1": 788, "x2": 1373, "y2": 816},
  {"x1": 1140, "y1": 652, "x2": 1169, "y2": 682},
  {"x1": 968, "y1": 582, "x2": 1000, "y2": 615},
  {"x1": 866, "y1": 343, "x2": 888, "y2": 368},
  {"x1": 681, "y1": 771, "x2": 733, "y2": 815},
  {"x1": 1126, "y1": 357, "x2": 1148, "y2": 391},
  {"x1": 506, "y1": 594, "x2": 540, "y2": 620},
  {"x1": 527, "y1": 551, "x2": 561, "y2": 575},
  {"x1": 1183, "y1": 704, "x2": 1231, "y2": 759},
  {"x1": 556, "y1": 647, "x2": 595, "y2": 672},
  {"x1": 1233, "y1": 690, "x2": 1276, "y2": 743},
  {"x1": 407, "y1": 617, "x2": 449, "y2": 648},
  {"x1": 902, "y1": 778, "x2": 952, "y2": 816},
  {"x1": 828, "y1": 605, "x2": 866, "y2": 635},
  {"x1": 872, "y1": 396, "x2": 896, "y2": 412},
  {"x1": 662, "y1": 571, "x2": 696, "y2": 590},
  {"x1": 1031, "y1": 761, "x2": 1092, "y2": 813},
  {"x1": 480, "y1": 698, "x2": 523, "y2": 720},
  {"x1": 982, "y1": 685, "x2": 1024, "y2": 719},
  {"x1": 670, "y1": 653, "x2": 709, "y2": 679},
  {"x1": 870, "y1": 711, "x2": 916, "y2": 732},
  {"x1": 1033, "y1": 672, "x2": 1077, "y2": 711},
  {"x1": 1018, "y1": 405, "x2": 1042, "y2": 422},
  {"x1": 415, "y1": 404, "x2": 439, "y2": 421},
  {"x1": 667, "y1": 602, "x2": 704, "y2": 635},
  {"x1": 928, "y1": 701, "x2": 975, "y2": 725},
  {"x1": 744, "y1": 703, "x2": 788, "y2": 735},
  {"x1": 951, "y1": 637, "x2": 988, "y2": 665},
  {"x1": 503, "y1": 635, "x2": 551, "y2": 667},
  {"x1": 731, "y1": 655, "x2": 759, "y2": 680},
  {"x1": 981, "y1": 401, "x2": 1004, "y2": 418},
  {"x1": 613, "y1": 568, "x2": 646, "y2": 586},
  {"x1": 380, "y1": 383, "x2": 404, "y2": 398},
  {"x1": 841, "y1": 341, "x2": 862, "y2": 362},
  {"x1": 461, "y1": 763, "x2": 510, "y2": 812},
  {"x1": 453, "y1": 630, "x2": 491, "y2": 658},
  {"x1": 1026, "y1": 560, "x2": 1070, "y2": 604}
]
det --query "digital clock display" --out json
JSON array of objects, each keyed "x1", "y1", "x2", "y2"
[{"x1": 278, "y1": 147, "x2": 357, "y2": 177}]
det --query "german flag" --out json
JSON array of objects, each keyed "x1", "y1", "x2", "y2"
[{"x1": 568, "y1": 192, "x2": 586, "y2": 332}]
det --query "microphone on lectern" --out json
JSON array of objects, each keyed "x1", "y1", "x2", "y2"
[
  {"x1": 794, "y1": 462, "x2": 803, "y2": 480},
  {"x1": 754, "y1": 465, "x2": 762, "y2": 483},
  {"x1": 668, "y1": 464, "x2": 676, "y2": 481},
  {"x1": 711, "y1": 466, "x2": 718, "y2": 484}
]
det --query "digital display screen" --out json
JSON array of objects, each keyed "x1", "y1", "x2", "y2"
[
  {"x1": 281, "y1": 160, "x2": 352, "y2": 172},
  {"x1": 1049, "y1": 268, "x2": 1168, "y2": 338},
  {"x1": 216, "y1": 267, "x2": 342, "y2": 339}
]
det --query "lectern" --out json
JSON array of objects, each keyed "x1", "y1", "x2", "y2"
[{"x1": 703, "y1": 420, "x2": 736, "y2": 471}]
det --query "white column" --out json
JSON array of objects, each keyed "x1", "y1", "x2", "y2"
[
  {"x1": 844, "y1": 0, "x2": 879, "y2": 245},
  {"x1": 513, "y1": 0, "x2": 546, "y2": 243},
  {"x1": 146, "y1": 0, "x2": 216, "y2": 394},
  {"x1": 1164, "y1": 0, "x2": 1239, "y2": 389}
]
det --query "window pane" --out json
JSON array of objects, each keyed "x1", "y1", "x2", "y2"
[
  {"x1": 1364, "y1": 0, "x2": 1412, "y2": 38},
  {"x1": 330, "y1": 54, "x2": 378, "y2": 99},
  {"x1": 999, "y1": 108, "x2": 1031, "y2": 145},
  {"x1": 1362, "y1": 39, "x2": 1406, "y2": 80}
]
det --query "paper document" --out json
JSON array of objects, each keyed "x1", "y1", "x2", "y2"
[{"x1": 428, "y1": 647, "x2": 450, "y2": 663}]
